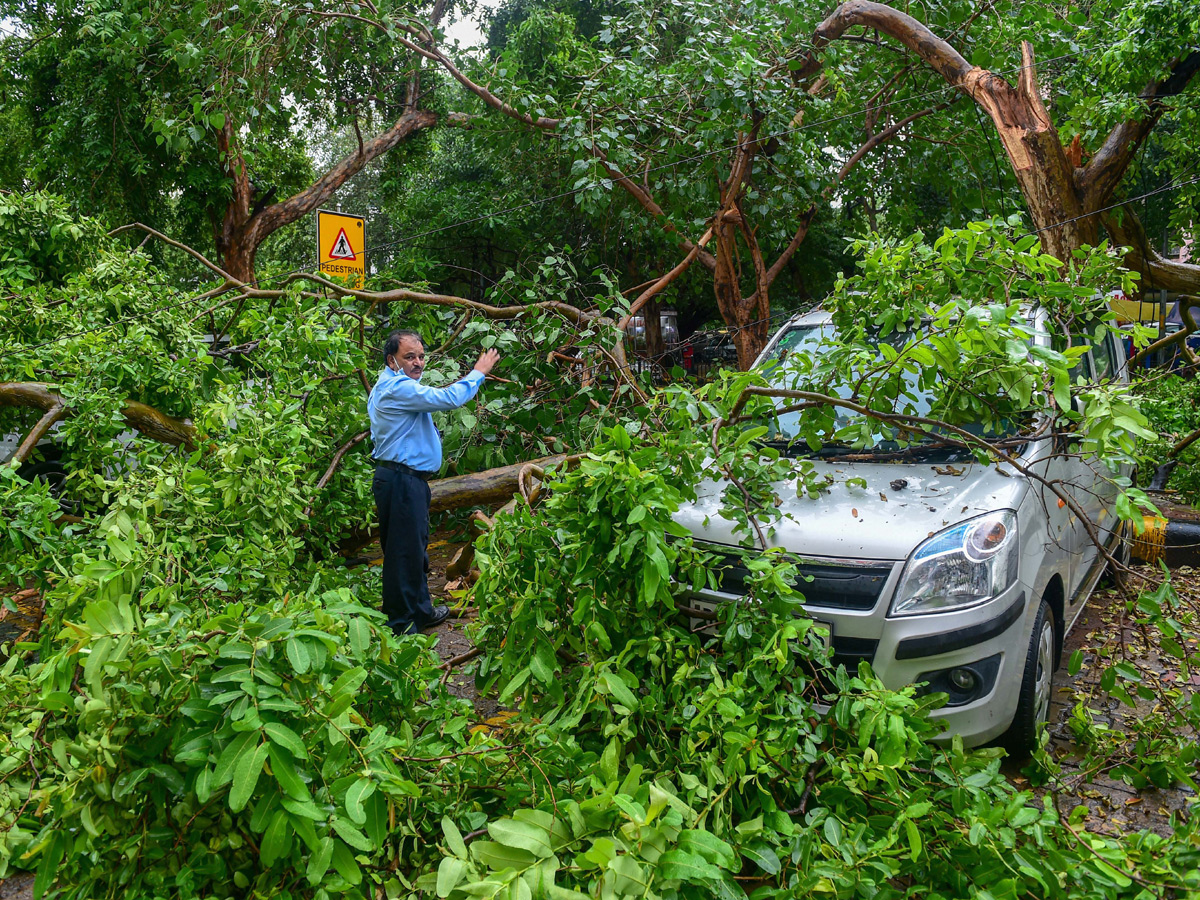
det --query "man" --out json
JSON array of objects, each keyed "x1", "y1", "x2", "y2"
[{"x1": 368, "y1": 330, "x2": 500, "y2": 634}]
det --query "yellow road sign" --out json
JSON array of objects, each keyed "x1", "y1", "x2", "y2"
[{"x1": 317, "y1": 209, "x2": 365, "y2": 288}]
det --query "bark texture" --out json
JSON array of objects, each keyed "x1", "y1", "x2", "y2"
[
  {"x1": 212, "y1": 111, "x2": 439, "y2": 283},
  {"x1": 0, "y1": 383, "x2": 198, "y2": 450},
  {"x1": 813, "y1": 1, "x2": 1200, "y2": 288}
]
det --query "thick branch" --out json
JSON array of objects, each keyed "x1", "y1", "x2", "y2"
[
  {"x1": 617, "y1": 235, "x2": 709, "y2": 332},
  {"x1": 248, "y1": 110, "x2": 438, "y2": 242},
  {"x1": 813, "y1": 1, "x2": 973, "y2": 84},
  {"x1": 305, "y1": 9, "x2": 561, "y2": 131},
  {"x1": 1130, "y1": 296, "x2": 1200, "y2": 369},
  {"x1": 1081, "y1": 51, "x2": 1200, "y2": 210},
  {"x1": 11, "y1": 402, "x2": 66, "y2": 466},
  {"x1": 592, "y1": 150, "x2": 718, "y2": 271},
  {"x1": 110, "y1": 223, "x2": 241, "y2": 286},
  {"x1": 0, "y1": 383, "x2": 197, "y2": 450},
  {"x1": 831, "y1": 101, "x2": 953, "y2": 187},
  {"x1": 1103, "y1": 207, "x2": 1200, "y2": 295}
]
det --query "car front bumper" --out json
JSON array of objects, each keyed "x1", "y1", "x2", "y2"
[{"x1": 686, "y1": 564, "x2": 1033, "y2": 747}]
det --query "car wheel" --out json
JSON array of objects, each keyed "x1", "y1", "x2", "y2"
[
  {"x1": 1002, "y1": 599, "x2": 1056, "y2": 756},
  {"x1": 17, "y1": 459, "x2": 80, "y2": 516},
  {"x1": 18, "y1": 459, "x2": 67, "y2": 495}
]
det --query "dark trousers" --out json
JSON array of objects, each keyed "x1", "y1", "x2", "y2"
[{"x1": 372, "y1": 466, "x2": 434, "y2": 634}]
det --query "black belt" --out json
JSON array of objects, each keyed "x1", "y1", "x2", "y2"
[{"x1": 374, "y1": 460, "x2": 436, "y2": 481}]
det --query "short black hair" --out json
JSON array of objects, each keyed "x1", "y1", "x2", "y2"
[{"x1": 384, "y1": 330, "x2": 423, "y2": 360}]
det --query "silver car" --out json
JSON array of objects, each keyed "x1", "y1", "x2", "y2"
[{"x1": 677, "y1": 308, "x2": 1129, "y2": 751}]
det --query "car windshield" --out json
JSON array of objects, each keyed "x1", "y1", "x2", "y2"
[{"x1": 760, "y1": 324, "x2": 1018, "y2": 459}]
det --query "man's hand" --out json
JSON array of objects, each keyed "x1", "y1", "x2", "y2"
[{"x1": 473, "y1": 348, "x2": 501, "y2": 376}]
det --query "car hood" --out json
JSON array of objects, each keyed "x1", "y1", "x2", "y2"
[{"x1": 675, "y1": 458, "x2": 1029, "y2": 561}]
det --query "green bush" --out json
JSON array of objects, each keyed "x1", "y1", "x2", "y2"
[
  {"x1": 1137, "y1": 372, "x2": 1200, "y2": 505},
  {"x1": 0, "y1": 573, "x2": 480, "y2": 899}
]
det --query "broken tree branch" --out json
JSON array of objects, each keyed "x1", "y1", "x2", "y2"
[
  {"x1": 11, "y1": 402, "x2": 67, "y2": 466},
  {"x1": 305, "y1": 430, "x2": 370, "y2": 518},
  {"x1": 1, "y1": 383, "x2": 197, "y2": 450}
]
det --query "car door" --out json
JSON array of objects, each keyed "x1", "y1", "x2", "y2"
[
  {"x1": 1038, "y1": 324, "x2": 1104, "y2": 598},
  {"x1": 1079, "y1": 327, "x2": 1126, "y2": 553}
]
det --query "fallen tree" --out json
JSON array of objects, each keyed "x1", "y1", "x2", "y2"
[
  {"x1": 797, "y1": 0, "x2": 1200, "y2": 293},
  {"x1": 0, "y1": 382, "x2": 198, "y2": 453}
]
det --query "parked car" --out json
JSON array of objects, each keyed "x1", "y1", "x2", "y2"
[
  {"x1": 688, "y1": 328, "x2": 739, "y2": 366},
  {"x1": 675, "y1": 307, "x2": 1130, "y2": 752}
]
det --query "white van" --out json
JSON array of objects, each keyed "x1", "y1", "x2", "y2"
[{"x1": 677, "y1": 308, "x2": 1130, "y2": 752}]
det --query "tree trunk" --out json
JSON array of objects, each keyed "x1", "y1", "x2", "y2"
[
  {"x1": 336, "y1": 454, "x2": 572, "y2": 556},
  {"x1": 209, "y1": 111, "x2": 439, "y2": 284},
  {"x1": 429, "y1": 454, "x2": 570, "y2": 513},
  {"x1": 812, "y1": 2, "x2": 1200, "y2": 282},
  {"x1": 712, "y1": 126, "x2": 774, "y2": 370}
]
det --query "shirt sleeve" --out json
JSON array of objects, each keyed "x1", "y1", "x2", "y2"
[{"x1": 373, "y1": 369, "x2": 485, "y2": 414}]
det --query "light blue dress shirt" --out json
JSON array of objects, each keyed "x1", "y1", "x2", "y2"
[{"x1": 368, "y1": 367, "x2": 485, "y2": 472}]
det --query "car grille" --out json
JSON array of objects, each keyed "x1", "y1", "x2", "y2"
[
  {"x1": 707, "y1": 550, "x2": 894, "y2": 612},
  {"x1": 830, "y1": 635, "x2": 879, "y2": 670}
]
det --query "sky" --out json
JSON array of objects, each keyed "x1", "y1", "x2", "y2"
[{"x1": 443, "y1": 1, "x2": 498, "y2": 48}]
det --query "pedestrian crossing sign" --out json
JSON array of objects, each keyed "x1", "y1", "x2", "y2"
[{"x1": 317, "y1": 210, "x2": 365, "y2": 288}]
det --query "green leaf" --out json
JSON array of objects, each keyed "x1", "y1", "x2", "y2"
[
  {"x1": 260, "y1": 809, "x2": 292, "y2": 867},
  {"x1": 1068, "y1": 649, "x2": 1084, "y2": 676},
  {"x1": 487, "y1": 818, "x2": 553, "y2": 858},
  {"x1": 329, "y1": 666, "x2": 368, "y2": 697},
  {"x1": 471, "y1": 841, "x2": 537, "y2": 870},
  {"x1": 345, "y1": 777, "x2": 375, "y2": 825},
  {"x1": 286, "y1": 637, "x2": 310, "y2": 674},
  {"x1": 264, "y1": 745, "x2": 305, "y2": 801},
  {"x1": 306, "y1": 837, "x2": 334, "y2": 884},
  {"x1": 530, "y1": 638, "x2": 556, "y2": 686},
  {"x1": 598, "y1": 671, "x2": 639, "y2": 710},
  {"x1": 214, "y1": 731, "x2": 257, "y2": 788},
  {"x1": 437, "y1": 856, "x2": 466, "y2": 897},
  {"x1": 348, "y1": 617, "x2": 370, "y2": 659},
  {"x1": 657, "y1": 849, "x2": 720, "y2": 882},
  {"x1": 904, "y1": 819, "x2": 922, "y2": 861},
  {"x1": 599, "y1": 737, "x2": 620, "y2": 785},
  {"x1": 229, "y1": 741, "x2": 269, "y2": 812},
  {"x1": 742, "y1": 843, "x2": 780, "y2": 875},
  {"x1": 823, "y1": 815, "x2": 843, "y2": 848},
  {"x1": 498, "y1": 666, "x2": 531, "y2": 703},
  {"x1": 332, "y1": 816, "x2": 375, "y2": 852},
  {"x1": 331, "y1": 839, "x2": 363, "y2": 885},
  {"x1": 443, "y1": 816, "x2": 469, "y2": 859},
  {"x1": 263, "y1": 721, "x2": 308, "y2": 759},
  {"x1": 677, "y1": 830, "x2": 736, "y2": 870}
]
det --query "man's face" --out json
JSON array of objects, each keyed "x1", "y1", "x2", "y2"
[{"x1": 392, "y1": 336, "x2": 426, "y2": 380}]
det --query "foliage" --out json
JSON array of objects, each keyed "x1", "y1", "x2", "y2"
[
  {"x1": 0, "y1": 577, "x2": 472, "y2": 900},
  {"x1": 1060, "y1": 572, "x2": 1200, "y2": 794},
  {"x1": 1137, "y1": 373, "x2": 1200, "y2": 505},
  {"x1": 0, "y1": 193, "x2": 110, "y2": 286},
  {"x1": 3, "y1": 200, "x2": 1200, "y2": 899},
  {"x1": 457, "y1": 393, "x2": 1200, "y2": 899}
]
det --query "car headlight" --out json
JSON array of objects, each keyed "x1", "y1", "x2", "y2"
[{"x1": 890, "y1": 511, "x2": 1019, "y2": 616}]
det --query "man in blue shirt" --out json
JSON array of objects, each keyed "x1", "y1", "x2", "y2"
[{"x1": 369, "y1": 330, "x2": 500, "y2": 634}]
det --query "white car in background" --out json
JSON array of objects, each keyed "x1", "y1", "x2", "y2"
[{"x1": 677, "y1": 308, "x2": 1129, "y2": 752}]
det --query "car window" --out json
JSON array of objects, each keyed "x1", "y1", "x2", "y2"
[
  {"x1": 1052, "y1": 331, "x2": 1094, "y2": 383},
  {"x1": 1090, "y1": 329, "x2": 1116, "y2": 381}
]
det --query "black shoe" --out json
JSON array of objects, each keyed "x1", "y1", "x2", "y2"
[{"x1": 422, "y1": 605, "x2": 450, "y2": 630}]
